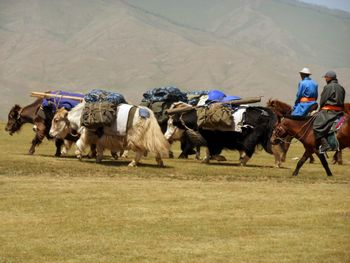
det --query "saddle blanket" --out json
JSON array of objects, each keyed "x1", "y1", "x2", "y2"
[
  {"x1": 325, "y1": 116, "x2": 345, "y2": 152},
  {"x1": 104, "y1": 104, "x2": 134, "y2": 136},
  {"x1": 232, "y1": 106, "x2": 247, "y2": 132},
  {"x1": 335, "y1": 116, "x2": 346, "y2": 131}
]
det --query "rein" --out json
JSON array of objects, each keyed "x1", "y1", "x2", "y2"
[{"x1": 276, "y1": 115, "x2": 317, "y2": 143}]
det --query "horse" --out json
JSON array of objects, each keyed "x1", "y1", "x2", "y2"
[
  {"x1": 165, "y1": 102, "x2": 284, "y2": 167},
  {"x1": 267, "y1": 98, "x2": 344, "y2": 165},
  {"x1": 5, "y1": 98, "x2": 67, "y2": 156},
  {"x1": 271, "y1": 112, "x2": 350, "y2": 176},
  {"x1": 49, "y1": 102, "x2": 170, "y2": 167}
]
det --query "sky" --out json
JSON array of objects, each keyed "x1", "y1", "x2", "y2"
[{"x1": 300, "y1": 0, "x2": 350, "y2": 12}]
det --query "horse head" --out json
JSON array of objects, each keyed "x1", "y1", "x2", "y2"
[
  {"x1": 5, "y1": 104, "x2": 23, "y2": 135},
  {"x1": 271, "y1": 122, "x2": 289, "y2": 145},
  {"x1": 49, "y1": 108, "x2": 70, "y2": 139},
  {"x1": 266, "y1": 98, "x2": 292, "y2": 119}
]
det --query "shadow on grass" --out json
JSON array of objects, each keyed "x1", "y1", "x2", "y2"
[
  {"x1": 205, "y1": 161, "x2": 290, "y2": 169},
  {"x1": 81, "y1": 159, "x2": 172, "y2": 169}
]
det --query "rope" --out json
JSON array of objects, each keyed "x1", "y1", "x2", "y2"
[
  {"x1": 179, "y1": 112, "x2": 194, "y2": 131},
  {"x1": 275, "y1": 115, "x2": 317, "y2": 144}
]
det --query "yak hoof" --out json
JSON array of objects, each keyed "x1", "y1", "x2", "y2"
[{"x1": 128, "y1": 161, "x2": 137, "y2": 167}]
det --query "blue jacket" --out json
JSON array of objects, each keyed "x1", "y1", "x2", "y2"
[{"x1": 292, "y1": 77, "x2": 318, "y2": 116}]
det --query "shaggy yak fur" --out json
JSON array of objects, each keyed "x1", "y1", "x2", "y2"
[{"x1": 49, "y1": 102, "x2": 170, "y2": 167}]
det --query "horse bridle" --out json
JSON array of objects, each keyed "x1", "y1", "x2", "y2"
[{"x1": 274, "y1": 115, "x2": 317, "y2": 144}]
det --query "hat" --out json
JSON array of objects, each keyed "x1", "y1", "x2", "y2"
[
  {"x1": 299, "y1": 67, "x2": 311, "y2": 75},
  {"x1": 323, "y1": 70, "x2": 337, "y2": 79}
]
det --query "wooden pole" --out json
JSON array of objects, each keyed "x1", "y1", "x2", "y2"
[
  {"x1": 166, "y1": 97, "x2": 262, "y2": 114},
  {"x1": 222, "y1": 96, "x2": 262, "y2": 105},
  {"x1": 30, "y1": 92, "x2": 84, "y2": 102}
]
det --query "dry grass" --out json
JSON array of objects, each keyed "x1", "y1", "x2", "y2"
[{"x1": 0, "y1": 123, "x2": 349, "y2": 262}]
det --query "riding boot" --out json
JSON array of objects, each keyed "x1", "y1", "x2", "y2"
[{"x1": 319, "y1": 137, "x2": 331, "y2": 154}]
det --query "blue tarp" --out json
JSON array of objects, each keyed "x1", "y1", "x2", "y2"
[
  {"x1": 42, "y1": 91, "x2": 84, "y2": 112},
  {"x1": 206, "y1": 90, "x2": 241, "y2": 104}
]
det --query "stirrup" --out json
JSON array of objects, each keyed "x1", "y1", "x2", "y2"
[{"x1": 318, "y1": 145, "x2": 330, "y2": 155}]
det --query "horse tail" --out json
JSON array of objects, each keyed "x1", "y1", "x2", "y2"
[{"x1": 129, "y1": 107, "x2": 170, "y2": 157}]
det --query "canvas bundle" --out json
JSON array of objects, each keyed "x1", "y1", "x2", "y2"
[
  {"x1": 81, "y1": 102, "x2": 117, "y2": 129},
  {"x1": 197, "y1": 103, "x2": 234, "y2": 130},
  {"x1": 84, "y1": 89, "x2": 126, "y2": 105},
  {"x1": 140, "y1": 100, "x2": 173, "y2": 124}
]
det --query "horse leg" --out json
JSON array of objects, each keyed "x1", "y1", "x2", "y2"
[
  {"x1": 292, "y1": 151, "x2": 311, "y2": 176},
  {"x1": 271, "y1": 144, "x2": 282, "y2": 168},
  {"x1": 129, "y1": 150, "x2": 143, "y2": 167},
  {"x1": 316, "y1": 153, "x2": 332, "y2": 176},
  {"x1": 281, "y1": 136, "x2": 292, "y2": 162},
  {"x1": 309, "y1": 154, "x2": 315, "y2": 164},
  {"x1": 332, "y1": 150, "x2": 342, "y2": 165}
]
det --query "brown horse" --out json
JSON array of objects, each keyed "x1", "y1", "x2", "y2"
[
  {"x1": 267, "y1": 98, "x2": 344, "y2": 165},
  {"x1": 271, "y1": 112, "x2": 350, "y2": 176},
  {"x1": 5, "y1": 98, "x2": 66, "y2": 156}
]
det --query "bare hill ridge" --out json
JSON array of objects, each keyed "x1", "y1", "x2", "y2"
[{"x1": 1, "y1": 0, "x2": 349, "y2": 119}]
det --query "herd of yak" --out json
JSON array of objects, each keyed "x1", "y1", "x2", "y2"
[{"x1": 4, "y1": 88, "x2": 350, "y2": 176}]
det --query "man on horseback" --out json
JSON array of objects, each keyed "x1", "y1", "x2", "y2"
[
  {"x1": 314, "y1": 70, "x2": 346, "y2": 153},
  {"x1": 292, "y1": 67, "x2": 318, "y2": 116}
]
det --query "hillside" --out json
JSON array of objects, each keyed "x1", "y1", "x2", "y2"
[{"x1": 1, "y1": 0, "x2": 349, "y2": 119}]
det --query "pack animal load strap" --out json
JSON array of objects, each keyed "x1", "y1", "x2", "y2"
[
  {"x1": 81, "y1": 102, "x2": 117, "y2": 129},
  {"x1": 196, "y1": 103, "x2": 234, "y2": 131}
]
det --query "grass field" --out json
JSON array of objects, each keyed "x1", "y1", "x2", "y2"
[{"x1": 0, "y1": 123, "x2": 349, "y2": 262}]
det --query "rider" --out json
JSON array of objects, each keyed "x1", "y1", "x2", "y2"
[
  {"x1": 313, "y1": 70, "x2": 346, "y2": 153},
  {"x1": 291, "y1": 67, "x2": 318, "y2": 116}
]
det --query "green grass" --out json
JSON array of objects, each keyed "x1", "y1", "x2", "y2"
[{"x1": 0, "y1": 123, "x2": 349, "y2": 262}]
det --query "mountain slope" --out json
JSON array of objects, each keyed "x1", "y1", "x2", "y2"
[{"x1": 0, "y1": 0, "x2": 349, "y2": 119}]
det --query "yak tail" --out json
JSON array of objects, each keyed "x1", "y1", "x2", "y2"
[
  {"x1": 262, "y1": 107, "x2": 279, "y2": 154},
  {"x1": 129, "y1": 107, "x2": 170, "y2": 158}
]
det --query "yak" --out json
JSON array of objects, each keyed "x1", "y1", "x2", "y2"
[{"x1": 165, "y1": 102, "x2": 282, "y2": 166}]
